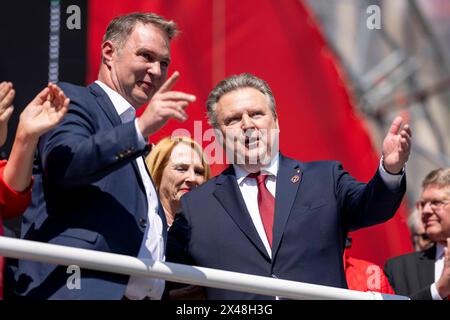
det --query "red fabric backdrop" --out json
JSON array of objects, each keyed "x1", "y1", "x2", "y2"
[{"x1": 86, "y1": 0, "x2": 412, "y2": 266}]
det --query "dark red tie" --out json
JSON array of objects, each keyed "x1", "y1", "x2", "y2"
[{"x1": 248, "y1": 172, "x2": 275, "y2": 247}]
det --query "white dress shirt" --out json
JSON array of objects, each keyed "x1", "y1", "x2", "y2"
[
  {"x1": 430, "y1": 243, "x2": 446, "y2": 300},
  {"x1": 95, "y1": 81, "x2": 165, "y2": 300},
  {"x1": 233, "y1": 153, "x2": 405, "y2": 258},
  {"x1": 234, "y1": 154, "x2": 278, "y2": 257}
]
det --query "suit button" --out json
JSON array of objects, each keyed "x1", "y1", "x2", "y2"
[{"x1": 139, "y1": 218, "x2": 147, "y2": 228}]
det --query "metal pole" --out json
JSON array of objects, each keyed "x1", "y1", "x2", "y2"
[{"x1": 0, "y1": 237, "x2": 409, "y2": 300}]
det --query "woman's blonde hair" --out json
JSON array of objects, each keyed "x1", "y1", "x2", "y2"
[{"x1": 145, "y1": 136, "x2": 212, "y2": 189}]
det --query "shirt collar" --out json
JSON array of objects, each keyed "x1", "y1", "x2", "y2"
[
  {"x1": 436, "y1": 243, "x2": 445, "y2": 260},
  {"x1": 95, "y1": 80, "x2": 135, "y2": 122},
  {"x1": 234, "y1": 152, "x2": 279, "y2": 185}
]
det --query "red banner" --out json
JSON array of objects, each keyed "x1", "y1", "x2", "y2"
[{"x1": 87, "y1": 0, "x2": 412, "y2": 266}]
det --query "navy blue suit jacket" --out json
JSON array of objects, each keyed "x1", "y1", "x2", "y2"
[
  {"x1": 167, "y1": 155, "x2": 406, "y2": 299},
  {"x1": 10, "y1": 82, "x2": 167, "y2": 299}
]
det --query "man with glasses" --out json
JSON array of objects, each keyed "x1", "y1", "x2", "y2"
[{"x1": 384, "y1": 168, "x2": 450, "y2": 300}]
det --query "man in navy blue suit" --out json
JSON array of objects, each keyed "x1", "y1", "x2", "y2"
[
  {"x1": 167, "y1": 73, "x2": 411, "y2": 299},
  {"x1": 10, "y1": 12, "x2": 196, "y2": 299}
]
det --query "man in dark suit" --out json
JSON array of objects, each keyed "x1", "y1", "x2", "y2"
[
  {"x1": 384, "y1": 168, "x2": 450, "y2": 300},
  {"x1": 167, "y1": 73, "x2": 411, "y2": 299},
  {"x1": 9, "y1": 12, "x2": 195, "y2": 299}
]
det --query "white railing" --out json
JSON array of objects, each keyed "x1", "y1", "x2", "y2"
[{"x1": 0, "y1": 236, "x2": 408, "y2": 300}]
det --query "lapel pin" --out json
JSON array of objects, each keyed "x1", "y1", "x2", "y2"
[{"x1": 291, "y1": 175, "x2": 300, "y2": 183}]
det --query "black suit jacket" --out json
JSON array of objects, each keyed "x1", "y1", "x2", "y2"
[
  {"x1": 384, "y1": 245, "x2": 436, "y2": 300},
  {"x1": 168, "y1": 155, "x2": 406, "y2": 299}
]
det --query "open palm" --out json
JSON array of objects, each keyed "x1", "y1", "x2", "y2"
[
  {"x1": 0, "y1": 81, "x2": 15, "y2": 146},
  {"x1": 18, "y1": 83, "x2": 69, "y2": 137},
  {"x1": 382, "y1": 116, "x2": 412, "y2": 174}
]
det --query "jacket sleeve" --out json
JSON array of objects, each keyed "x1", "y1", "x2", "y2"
[
  {"x1": 334, "y1": 162, "x2": 406, "y2": 231},
  {"x1": 166, "y1": 210, "x2": 194, "y2": 266},
  {"x1": 39, "y1": 88, "x2": 148, "y2": 189},
  {"x1": 0, "y1": 160, "x2": 32, "y2": 219},
  {"x1": 384, "y1": 257, "x2": 433, "y2": 300},
  {"x1": 410, "y1": 286, "x2": 433, "y2": 300}
]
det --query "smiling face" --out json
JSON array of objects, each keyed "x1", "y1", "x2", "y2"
[
  {"x1": 159, "y1": 143, "x2": 206, "y2": 213},
  {"x1": 104, "y1": 23, "x2": 171, "y2": 108},
  {"x1": 419, "y1": 185, "x2": 450, "y2": 244},
  {"x1": 214, "y1": 87, "x2": 279, "y2": 172}
]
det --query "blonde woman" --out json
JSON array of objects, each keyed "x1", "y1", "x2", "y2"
[
  {"x1": 146, "y1": 136, "x2": 211, "y2": 227},
  {"x1": 146, "y1": 136, "x2": 211, "y2": 299}
]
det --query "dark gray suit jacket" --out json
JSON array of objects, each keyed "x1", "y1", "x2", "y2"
[{"x1": 384, "y1": 245, "x2": 436, "y2": 300}]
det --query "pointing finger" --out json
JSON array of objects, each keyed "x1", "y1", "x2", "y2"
[
  {"x1": 160, "y1": 91, "x2": 196, "y2": 102},
  {"x1": 158, "y1": 71, "x2": 180, "y2": 93}
]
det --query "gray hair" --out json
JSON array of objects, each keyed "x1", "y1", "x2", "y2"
[
  {"x1": 206, "y1": 73, "x2": 277, "y2": 128},
  {"x1": 102, "y1": 12, "x2": 178, "y2": 49},
  {"x1": 422, "y1": 168, "x2": 450, "y2": 189}
]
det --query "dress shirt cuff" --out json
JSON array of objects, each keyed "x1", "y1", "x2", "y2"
[
  {"x1": 430, "y1": 283, "x2": 444, "y2": 300},
  {"x1": 378, "y1": 157, "x2": 405, "y2": 191},
  {"x1": 125, "y1": 278, "x2": 165, "y2": 300},
  {"x1": 147, "y1": 279, "x2": 165, "y2": 300},
  {"x1": 134, "y1": 119, "x2": 148, "y2": 148}
]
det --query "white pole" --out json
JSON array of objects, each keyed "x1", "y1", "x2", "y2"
[{"x1": 0, "y1": 237, "x2": 408, "y2": 300}]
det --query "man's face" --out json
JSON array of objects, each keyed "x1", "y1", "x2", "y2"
[
  {"x1": 419, "y1": 186, "x2": 450, "y2": 243},
  {"x1": 108, "y1": 23, "x2": 170, "y2": 108},
  {"x1": 214, "y1": 87, "x2": 279, "y2": 169}
]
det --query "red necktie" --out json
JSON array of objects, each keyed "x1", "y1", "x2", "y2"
[{"x1": 248, "y1": 172, "x2": 275, "y2": 247}]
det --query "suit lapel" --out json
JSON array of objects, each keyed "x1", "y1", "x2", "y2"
[
  {"x1": 417, "y1": 245, "x2": 436, "y2": 288},
  {"x1": 89, "y1": 83, "x2": 123, "y2": 126},
  {"x1": 213, "y1": 167, "x2": 271, "y2": 260},
  {"x1": 88, "y1": 83, "x2": 147, "y2": 216},
  {"x1": 271, "y1": 155, "x2": 302, "y2": 260}
]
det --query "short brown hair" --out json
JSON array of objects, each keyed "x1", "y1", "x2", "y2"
[
  {"x1": 422, "y1": 168, "x2": 450, "y2": 189},
  {"x1": 102, "y1": 12, "x2": 178, "y2": 48},
  {"x1": 145, "y1": 136, "x2": 211, "y2": 190}
]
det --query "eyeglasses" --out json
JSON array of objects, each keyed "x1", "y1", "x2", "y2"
[{"x1": 416, "y1": 199, "x2": 450, "y2": 210}]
